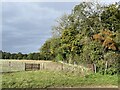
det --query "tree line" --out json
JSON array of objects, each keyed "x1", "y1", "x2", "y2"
[
  {"x1": 0, "y1": 50, "x2": 47, "y2": 60},
  {"x1": 39, "y1": 2, "x2": 120, "y2": 75}
]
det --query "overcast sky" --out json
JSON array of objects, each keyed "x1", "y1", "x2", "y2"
[
  {"x1": 2, "y1": 2, "x2": 79, "y2": 54},
  {"x1": 2, "y1": 1, "x2": 120, "y2": 54}
]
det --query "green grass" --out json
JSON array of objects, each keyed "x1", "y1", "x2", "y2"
[{"x1": 1, "y1": 70, "x2": 118, "y2": 88}]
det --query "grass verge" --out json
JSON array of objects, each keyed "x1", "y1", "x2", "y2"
[{"x1": 1, "y1": 70, "x2": 118, "y2": 88}]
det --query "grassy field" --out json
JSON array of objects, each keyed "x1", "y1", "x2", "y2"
[
  {"x1": 0, "y1": 59, "x2": 91, "y2": 74},
  {"x1": 0, "y1": 59, "x2": 53, "y2": 72},
  {"x1": 0, "y1": 59, "x2": 118, "y2": 88},
  {"x1": 1, "y1": 70, "x2": 118, "y2": 88}
]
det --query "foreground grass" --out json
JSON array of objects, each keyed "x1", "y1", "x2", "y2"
[{"x1": 2, "y1": 70, "x2": 118, "y2": 88}]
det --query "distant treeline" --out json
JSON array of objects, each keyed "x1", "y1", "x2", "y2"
[{"x1": 0, "y1": 50, "x2": 47, "y2": 60}]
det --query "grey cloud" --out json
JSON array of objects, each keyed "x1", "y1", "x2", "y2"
[{"x1": 2, "y1": 2, "x2": 78, "y2": 53}]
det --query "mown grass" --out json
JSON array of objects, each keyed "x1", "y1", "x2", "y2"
[{"x1": 1, "y1": 70, "x2": 118, "y2": 88}]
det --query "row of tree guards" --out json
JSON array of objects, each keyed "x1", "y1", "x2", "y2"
[{"x1": 24, "y1": 62, "x2": 108, "y2": 73}]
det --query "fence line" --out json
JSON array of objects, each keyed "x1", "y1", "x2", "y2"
[{"x1": 1, "y1": 60, "x2": 94, "y2": 74}]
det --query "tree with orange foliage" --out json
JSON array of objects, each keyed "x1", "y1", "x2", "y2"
[{"x1": 92, "y1": 29, "x2": 118, "y2": 51}]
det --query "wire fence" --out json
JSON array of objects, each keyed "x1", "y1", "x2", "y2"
[{"x1": 0, "y1": 60, "x2": 94, "y2": 75}]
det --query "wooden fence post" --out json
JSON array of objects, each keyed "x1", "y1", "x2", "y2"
[
  {"x1": 61, "y1": 63, "x2": 63, "y2": 70},
  {"x1": 24, "y1": 63, "x2": 27, "y2": 71},
  {"x1": 9, "y1": 61, "x2": 11, "y2": 66},
  {"x1": 43, "y1": 64, "x2": 44, "y2": 69},
  {"x1": 94, "y1": 64, "x2": 96, "y2": 73},
  {"x1": 105, "y1": 61, "x2": 108, "y2": 74},
  {"x1": 38, "y1": 64, "x2": 40, "y2": 70}
]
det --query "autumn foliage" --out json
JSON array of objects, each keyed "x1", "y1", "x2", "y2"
[{"x1": 92, "y1": 29, "x2": 117, "y2": 51}]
